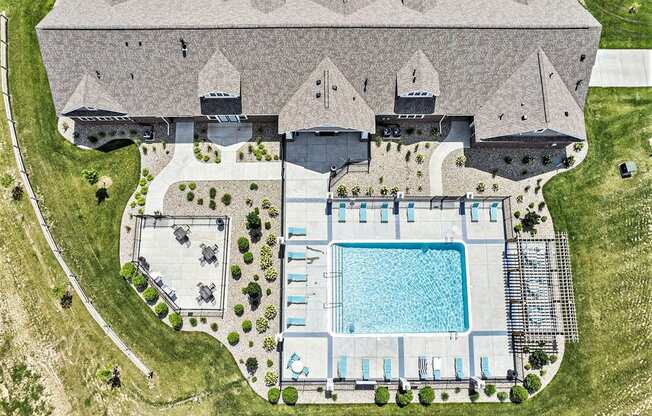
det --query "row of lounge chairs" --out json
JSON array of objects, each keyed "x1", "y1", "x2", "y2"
[
  {"x1": 337, "y1": 202, "x2": 415, "y2": 223},
  {"x1": 286, "y1": 226, "x2": 308, "y2": 328},
  {"x1": 336, "y1": 357, "x2": 393, "y2": 381},
  {"x1": 418, "y1": 356, "x2": 492, "y2": 380},
  {"x1": 470, "y1": 201, "x2": 500, "y2": 223}
]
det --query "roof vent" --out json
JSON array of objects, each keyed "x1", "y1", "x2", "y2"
[
  {"x1": 138, "y1": 41, "x2": 142, "y2": 47},
  {"x1": 316, "y1": 92, "x2": 321, "y2": 98},
  {"x1": 352, "y1": 96, "x2": 356, "y2": 101},
  {"x1": 363, "y1": 78, "x2": 368, "y2": 93},
  {"x1": 412, "y1": 69, "x2": 416, "y2": 76},
  {"x1": 332, "y1": 85, "x2": 338, "y2": 91},
  {"x1": 130, "y1": 73, "x2": 134, "y2": 80},
  {"x1": 316, "y1": 79, "x2": 321, "y2": 86},
  {"x1": 180, "y1": 38, "x2": 188, "y2": 58},
  {"x1": 564, "y1": 111, "x2": 569, "y2": 117},
  {"x1": 520, "y1": 102, "x2": 525, "y2": 107},
  {"x1": 498, "y1": 113, "x2": 504, "y2": 120},
  {"x1": 521, "y1": 114, "x2": 528, "y2": 121},
  {"x1": 549, "y1": 72, "x2": 554, "y2": 78},
  {"x1": 580, "y1": 54, "x2": 586, "y2": 62},
  {"x1": 125, "y1": 41, "x2": 129, "y2": 47},
  {"x1": 575, "y1": 79, "x2": 583, "y2": 91},
  {"x1": 95, "y1": 70, "x2": 101, "y2": 79},
  {"x1": 412, "y1": 76, "x2": 416, "y2": 83}
]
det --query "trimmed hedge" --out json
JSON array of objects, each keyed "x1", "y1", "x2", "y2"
[
  {"x1": 230, "y1": 265, "x2": 242, "y2": 279},
  {"x1": 132, "y1": 273, "x2": 147, "y2": 291},
  {"x1": 242, "y1": 320, "x2": 253, "y2": 333},
  {"x1": 510, "y1": 385, "x2": 529, "y2": 403},
  {"x1": 120, "y1": 262, "x2": 136, "y2": 280},
  {"x1": 227, "y1": 332, "x2": 239, "y2": 345},
  {"x1": 282, "y1": 386, "x2": 298, "y2": 405},
  {"x1": 497, "y1": 391, "x2": 508, "y2": 402},
  {"x1": 268, "y1": 388, "x2": 280, "y2": 404},
  {"x1": 484, "y1": 384, "x2": 497, "y2": 396},
  {"x1": 243, "y1": 252, "x2": 254, "y2": 264},
  {"x1": 419, "y1": 386, "x2": 435, "y2": 405},
  {"x1": 238, "y1": 237, "x2": 250, "y2": 253},
  {"x1": 374, "y1": 386, "x2": 389, "y2": 406},
  {"x1": 168, "y1": 312, "x2": 182, "y2": 330},
  {"x1": 154, "y1": 302, "x2": 168, "y2": 317},
  {"x1": 524, "y1": 373, "x2": 542, "y2": 393},
  {"x1": 396, "y1": 389, "x2": 413, "y2": 407},
  {"x1": 234, "y1": 303, "x2": 245, "y2": 316},
  {"x1": 142, "y1": 287, "x2": 158, "y2": 303}
]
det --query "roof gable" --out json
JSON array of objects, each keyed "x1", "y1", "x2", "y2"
[
  {"x1": 396, "y1": 49, "x2": 440, "y2": 96},
  {"x1": 197, "y1": 49, "x2": 240, "y2": 97},
  {"x1": 62, "y1": 74, "x2": 126, "y2": 115},
  {"x1": 278, "y1": 57, "x2": 375, "y2": 133}
]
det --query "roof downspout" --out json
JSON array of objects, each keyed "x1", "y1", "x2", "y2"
[{"x1": 161, "y1": 116, "x2": 170, "y2": 136}]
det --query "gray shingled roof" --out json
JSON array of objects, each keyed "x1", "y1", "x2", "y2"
[
  {"x1": 278, "y1": 57, "x2": 376, "y2": 133},
  {"x1": 197, "y1": 49, "x2": 241, "y2": 97},
  {"x1": 473, "y1": 48, "x2": 586, "y2": 141},
  {"x1": 396, "y1": 50, "x2": 440, "y2": 97},
  {"x1": 62, "y1": 73, "x2": 125, "y2": 115}
]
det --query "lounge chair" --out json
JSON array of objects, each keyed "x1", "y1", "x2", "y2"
[
  {"x1": 407, "y1": 202, "x2": 415, "y2": 222},
  {"x1": 288, "y1": 226, "x2": 307, "y2": 237},
  {"x1": 481, "y1": 356, "x2": 490, "y2": 379},
  {"x1": 359, "y1": 202, "x2": 367, "y2": 223},
  {"x1": 383, "y1": 358, "x2": 392, "y2": 381},
  {"x1": 380, "y1": 202, "x2": 389, "y2": 223},
  {"x1": 338, "y1": 202, "x2": 346, "y2": 223},
  {"x1": 490, "y1": 202, "x2": 499, "y2": 222},
  {"x1": 432, "y1": 357, "x2": 442, "y2": 380},
  {"x1": 455, "y1": 357, "x2": 464, "y2": 380},
  {"x1": 338, "y1": 356, "x2": 348, "y2": 379},
  {"x1": 287, "y1": 273, "x2": 307, "y2": 283},
  {"x1": 362, "y1": 358, "x2": 370, "y2": 381},
  {"x1": 471, "y1": 202, "x2": 480, "y2": 223},
  {"x1": 292, "y1": 371, "x2": 300, "y2": 381},
  {"x1": 302, "y1": 367, "x2": 310, "y2": 377},
  {"x1": 286, "y1": 352, "x2": 300, "y2": 369},
  {"x1": 286, "y1": 317, "x2": 306, "y2": 327},
  {"x1": 288, "y1": 251, "x2": 306, "y2": 261},
  {"x1": 287, "y1": 295, "x2": 307, "y2": 304},
  {"x1": 418, "y1": 356, "x2": 429, "y2": 380}
]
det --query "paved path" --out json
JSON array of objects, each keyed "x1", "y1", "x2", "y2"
[
  {"x1": 0, "y1": 13, "x2": 152, "y2": 378},
  {"x1": 590, "y1": 49, "x2": 652, "y2": 87},
  {"x1": 429, "y1": 119, "x2": 471, "y2": 195},
  {"x1": 145, "y1": 122, "x2": 281, "y2": 213}
]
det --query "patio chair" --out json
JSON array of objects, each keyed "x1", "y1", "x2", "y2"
[
  {"x1": 302, "y1": 367, "x2": 310, "y2": 377},
  {"x1": 288, "y1": 251, "x2": 306, "y2": 261},
  {"x1": 418, "y1": 356, "x2": 429, "y2": 380},
  {"x1": 362, "y1": 358, "x2": 370, "y2": 381},
  {"x1": 359, "y1": 202, "x2": 367, "y2": 223},
  {"x1": 287, "y1": 295, "x2": 307, "y2": 304},
  {"x1": 455, "y1": 357, "x2": 464, "y2": 380},
  {"x1": 286, "y1": 317, "x2": 306, "y2": 327},
  {"x1": 288, "y1": 226, "x2": 307, "y2": 237},
  {"x1": 380, "y1": 202, "x2": 389, "y2": 223},
  {"x1": 481, "y1": 356, "x2": 491, "y2": 379},
  {"x1": 490, "y1": 202, "x2": 499, "y2": 222},
  {"x1": 198, "y1": 256, "x2": 206, "y2": 266},
  {"x1": 288, "y1": 273, "x2": 307, "y2": 283},
  {"x1": 407, "y1": 202, "x2": 415, "y2": 223},
  {"x1": 383, "y1": 358, "x2": 392, "y2": 381},
  {"x1": 338, "y1": 356, "x2": 348, "y2": 379},
  {"x1": 292, "y1": 372, "x2": 300, "y2": 381},
  {"x1": 338, "y1": 202, "x2": 346, "y2": 223},
  {"x1": 471, "y1": 202, "x2": 480, "y2": 223},
  {"x1": 433, "y1": 356, "x2": 442, "y2": 380},
  {"x1": 286, "y1": 352, "x2": 300, "y2": 369}
]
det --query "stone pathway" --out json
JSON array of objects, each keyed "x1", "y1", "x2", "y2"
[
  {"x1": 590, "y1": 49, "x2": 652, "y2": 87},
  {"x1": 145, "y1": 121, "x2": 281, "y2": 213},
  {"x1": 428, "y1": 119, "x2": 471, "y2": 195}
]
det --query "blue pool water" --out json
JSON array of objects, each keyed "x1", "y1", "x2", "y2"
[{"x1": 333, "y1": 242, "x2": 469, "y2": 334}]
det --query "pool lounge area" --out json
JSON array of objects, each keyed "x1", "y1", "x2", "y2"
[{"x1": 281, "y1": 197, "x2": 513, "y2": 385}]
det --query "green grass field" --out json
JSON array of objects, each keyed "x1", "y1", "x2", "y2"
[
  {"x1": 585, "y1": 0, "x2": 651, "y2": 48},
  {"x1": 0, "y1": 1, "x2": 650, "y2": 415}
]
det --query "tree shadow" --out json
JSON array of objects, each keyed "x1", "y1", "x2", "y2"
[{"x1": 95, "y1": 187, "x2": 109, "y2": 204}]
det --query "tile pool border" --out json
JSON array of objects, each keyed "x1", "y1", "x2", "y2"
[{"x1": 326, "y1": 239, "x2": 473, "y2": 338}]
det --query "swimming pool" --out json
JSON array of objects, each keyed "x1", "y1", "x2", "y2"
[{"x1": 332, "y1": 242, "x2": 469, "y2": 334}]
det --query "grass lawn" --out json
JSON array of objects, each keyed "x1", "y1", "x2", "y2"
[
  {"x1": 0, "y1": 1, "x2": 650, "y2": 414},
  {"x1": 585, "y1": 0, "x2": 651, "y2": 48}
]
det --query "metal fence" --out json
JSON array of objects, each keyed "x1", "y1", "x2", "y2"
[{"x1": 0, "y1": 12, "x2": 151, "y2": 377}]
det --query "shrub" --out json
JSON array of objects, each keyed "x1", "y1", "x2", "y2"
[
  {"x1": 209, "y1": 187, "x2": 217, "y2": 199},
  {"x1": 250, "y1": 182, "x2": 258, "y2": 190},
  {"x1": 263, "y1": 336, "x2": 276, "y2": 351},
  {"x1": 209, "y1": 200, "x2": 216, "y2": 210},
  {"x1": 476, "y1": 182, "x2": 486, "y2": 192},
  {"x1": 120, "y1": 262, "x2": 137, "y2": 280},
  {"x1": 265, "y1": 371, "x2": 278, "y2": 386},
  {"x1": 396, "y1": 389, "x2": 413, "y2": 407},
  {"x1": 268, "y1": 388, "x2": 281, "y2": 404},
  {"x1": 521, "y1": 154, "x2": 534, "y2": 164},
  {"x1": 484, "y1": 384, "x2": 497, "y2": 396},
  {"x1": 81, "y1": 168, "x2": 99, "y2": 185},
  {"x1": 529, "y1": 349, "x2": 549, "y2": 369},
  {"x1": 197, "y1": 198, "x2": 203, "y2": 205},
  {"x1": 267, "y1": 358, "x2": 274, "y2": 368},
  {"x1": 510, "y1": 385, "x2": 529, "y2": 403},
  {"x1": 336, "y1": 184, "x2": 348, "y2": 197},
  {"x1": 189, "y1": 317, "x2": 198, "y2": 327},
  {"x1": 154, "y1": 302, "x2": 168, "y2": 317},
  {"x1": 441, "y1": 391, "x2": 449, "y2": 402},
  {"x1": 268, "y1": 206, "x2": 279, "y2": 217},
  {"x1": 266, "y1": 234, "x2": 276, "y2": 246},
  {"x1": 405, "y1": 150, "x2": 412, "y2": 162},
  {"x1": 256, "y1": 317, "x2": 269, "y2": 333},
  {"x1": 492, "y1": 183, "x2": 499, "y2": 192},
  {"x1": 264, "y1": 221, "x2": 271, "y2": 230},
  {"x1": 243, "y1": 252, "x2": 254, "y2": 264},
  {"x1": 282, "y1": 387, "x2": 298, "y2": 405},
  {"x1": 186, "y1": 191, "x2": 195, "y2": 201},
  {"x1": 264, "y1": 268, "x2": 278, "y2": 282},
  {"x1": 261, "y1": 198, "x2": 272, "y2": 209},
  {"x1": 497, "y1": 391, "x2": 508, "y2": 402},
  {"x1": 469, "y1": 391, "x2": 480, "y2": 402},
  {"x1": 524, "y1": 373, "x2": 542, "y2": 393},
  {"x1": 242, "y1": 282, "x2": 262, "y2": 303},
  {"x1": 132, "y1": 273, "x2": 147, "y2": 290},
  {"x1": 245, "y1": 357, "x2": 258, "y2": 374},
  {"x1": 415, "y1": 153, "x2": 425, "y2": 164},
  {"x1": 504, "y1": 156, "x2": 513, "y2": 164},
  {"x1": 234, "y1": 304, "x2": 245, "y2": 316},
  {"x1": 231, "y1": 265, "x2": 242, "y2": 279},
  {"x1": 351, "y1": 185, "x2": 361, "y2": 196},
  {"x1": 168, "y1": 312, "x2": 182, "y2": 330},
  {"x1": 227, "y1": 332, "x2": 239, "y2": 345},
  {"x1": 563, "y1": 155, "x2": 576, "y2": 168},
  {"x1": 542, "y1": 154, "x2": 552, "y2": 165},
  {"x1": 419, "y1": 386, "x2": 435, "y2": 405},
  {"x1": 242, "y1": 320, "x2": 253, "y2": 333},
  {"x1": 237, "y1": 237, "x2": 250, "y2": 253},
  {"x1": 549, "y1": 354, "x2": 558, "y2": 364},
  {"x1": 266, "y1": 288, "x2": 272, "y2": 296},
  {"x1": 455, "y1": 155, "x2": 466, "y2": 167},
  {"x1": 221, "y1": 193, "x2": 232, "y2": 205},
  {"x1": 246, "y1": 208, "x2": 262, "y2": 230},
  {"x1": 573, "y1": 142, "x2": 584, "y2": 152},
  {"x1": 264, "y1": 304, "x2": 277, "y2": 320},
  {"x1": 142, "y1": 287, "x2": 158, "y2": 303},
  {"x1": 374, "y1": 386, "x2": 389, "y2": 406},
  {"x1": 210, "y1": 322, "x2": 218, "y2": 332},
  {"x1": 188, "y1": 182, "x2": 197, "y2": 190}
]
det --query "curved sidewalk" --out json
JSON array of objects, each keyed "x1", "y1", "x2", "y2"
[{"x1": 1, "y1": 13, "x2": 152, "y2": 378}]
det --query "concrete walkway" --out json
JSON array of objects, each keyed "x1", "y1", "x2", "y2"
[
  {"x1": 429, "y1": 120, "x2": 471, "y2": 195},
  {"x1": 590, "y1": 49, "x2": 652, "y2": 87},
  {"x1": 145, "y1": 121, "x2": 281, "y2": 213}
]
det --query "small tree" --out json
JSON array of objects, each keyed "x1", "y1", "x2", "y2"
[
  {"x1": 497, "y1": 391, "x2": 508, "y2": 402},
  {"x1": 242, "y1": 320, "x2": 253, "y2": 333},
  {"x1": 154, "y1": 302, "x2": 168, "y2": 317},
  {"x1": 168, "y1": 312, "x2": 182, "y2": 330},
  {"x1": 510, "y1": 385, "x2": 529, "y2": 403},
  {"x1": 282, "y1": 387, "x2": 298, "y2": 405},
  {"x1": 528, "y1": 349, "x2": 549, "y2": 369},
  {"x1": 268, "y1": 388, "x2": 281, "y2": 404},
  {"x1": 142, "y1": 287, "x2": 158, "y2": 303},
  {"x1": 484, "y1": 384, "x2": 497, "y2": 396},
  {"x1": 419, "y1": 386, "x2": 435, "y2": 405},
  {"x1": 238, "y1": 237, "x2": 250, "y2": 253},
  {"x1": 120, "y1": 262, "x2": 137, "y2": 280},
  {"x1": 374, "y1": 386, "x2": 389, "y2": 406},
  {"x1": 242, "y1": 281, "x2": 262, "y2": 304},
  {"x1": 221, "y1": 193, "x2": 232, "y2": 205},
  {"x1": 230, "y1": 265, "x2": 242, "y2": 279},
  {"x1": 246, "y1": 208, "x2": 262, "y2": 230},
  {"x1": 227, "y1": 332, "x2": 240, "y2": 345},
  {"x1": 396, "y1": 389, "x2": 413, "y2": 407},
  {"x1": 245, "y1": 357, "x2": 258, "y2": 374},
  {"x1": 132, "y1": 273, "x2": 147, "y2": 291},
  {"x1": 81, "y1": 168, "x2": 99, "y2": 185},
  {"x1": 234, "y1": 303, "x2": 245, "y2": 316},
  {"x1": 243, "y1": 252, "x2": 254, "y2": 264},
  {"x1": 524, "y1": 373, "x2": 542, "y2": 393}
]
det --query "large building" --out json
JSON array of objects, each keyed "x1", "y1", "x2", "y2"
[{"x1": 37, "y1": 0, "x2": 600, "y2": 145}]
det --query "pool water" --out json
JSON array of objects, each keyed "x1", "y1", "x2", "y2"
[{"x1": 332, "y1": 242, "x2": 469, "y2": 334}]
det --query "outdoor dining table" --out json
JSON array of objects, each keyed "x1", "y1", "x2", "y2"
[
  {"x1": 202, "y1": 245, "x2": 216, "y2": 262},
  {"x1": 199, "y1": 285, "x2": 214, "y2": 302},
  {"x1": 173, "y1": 226, "x2": 187, "y2": 242},
  {"x1": 291, "y1": 360, "x2": 304, "y2": 374}
]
